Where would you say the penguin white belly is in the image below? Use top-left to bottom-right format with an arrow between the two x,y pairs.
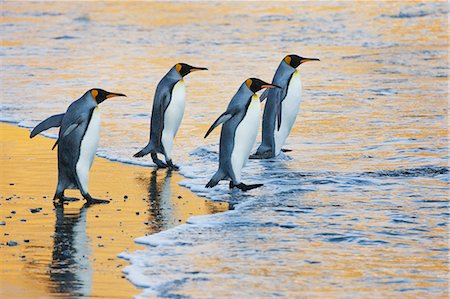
162,80 -> 185,160
76,107 -> 100,193
274,71 -> 302,155
231,95 -> 260,183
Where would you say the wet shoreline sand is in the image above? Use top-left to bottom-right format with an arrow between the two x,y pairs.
0,123 -> 229,298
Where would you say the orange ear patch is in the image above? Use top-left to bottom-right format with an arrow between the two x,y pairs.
91,89 -> 98,99
284,56 -> 291,65
176,64 -> 182,73
246,78 -> 253,88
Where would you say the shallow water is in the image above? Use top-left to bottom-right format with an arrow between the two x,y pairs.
1,1 -> 449,298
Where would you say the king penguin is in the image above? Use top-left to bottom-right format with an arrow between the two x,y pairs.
30,89 -> 126,204
134,63 -> 207,169
204,78 -> 280,191
251,54 -> 319,159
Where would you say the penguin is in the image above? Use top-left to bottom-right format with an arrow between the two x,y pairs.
251,54 -> 319,159
30,89 -> 126,204
134,63 -> 207,169
204,78 -> 280,191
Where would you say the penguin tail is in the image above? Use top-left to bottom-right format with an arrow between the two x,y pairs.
133,143 -> 154,158
205,170 -> 226,188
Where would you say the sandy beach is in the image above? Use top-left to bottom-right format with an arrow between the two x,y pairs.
0,123 -> 229,298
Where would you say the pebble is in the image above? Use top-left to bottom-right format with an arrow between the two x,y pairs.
0,221 -> 5,226
30,208 -> 42,213
7,240 -> 18,246
124,195 -> 128,199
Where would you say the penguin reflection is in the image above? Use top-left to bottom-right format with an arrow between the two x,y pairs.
144,170 -> 232,229
146,169 -> 174,232
48,204 -> 92,297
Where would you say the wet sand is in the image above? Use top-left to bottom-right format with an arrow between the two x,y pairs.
0,123 -> 229,298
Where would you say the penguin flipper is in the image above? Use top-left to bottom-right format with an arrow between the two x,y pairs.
259,89 -> 269,102
204,111 -> 234,138
151,89 -> 171,150
52,114 -> 87,150
276,102 -> 282,131
30,113 -> 65,138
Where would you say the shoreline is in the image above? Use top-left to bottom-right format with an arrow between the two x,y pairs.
0,123 -> 229,298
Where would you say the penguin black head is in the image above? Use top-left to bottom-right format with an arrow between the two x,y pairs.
245,78 -> 281,93
175,63 -> 208,77
284,54 -> 320,68
90,88 -> 126,104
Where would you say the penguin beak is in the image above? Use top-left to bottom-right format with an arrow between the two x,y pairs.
261,84 -> 281,89
106,92 -> 127,99
189,67 -> 208,72
300,57 -> 320,64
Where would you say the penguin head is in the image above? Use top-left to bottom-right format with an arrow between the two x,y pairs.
90,89 -> 126,104
175,63 -> 208,77
284,54 -> 320,68
245,78 -> 281,93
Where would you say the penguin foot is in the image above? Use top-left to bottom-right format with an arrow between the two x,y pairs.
151,153 -> 168,168
53,193 -> 80,202
249,151 -> 274,159
229,181 -> 264,191
86,198 -> 110,205
281,148 -> 293,153
166,160 -> 179,170
83,193 -> 109,205
155,162 -> 168,169
249,154 -> 260,159
61,196 -> 81,202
